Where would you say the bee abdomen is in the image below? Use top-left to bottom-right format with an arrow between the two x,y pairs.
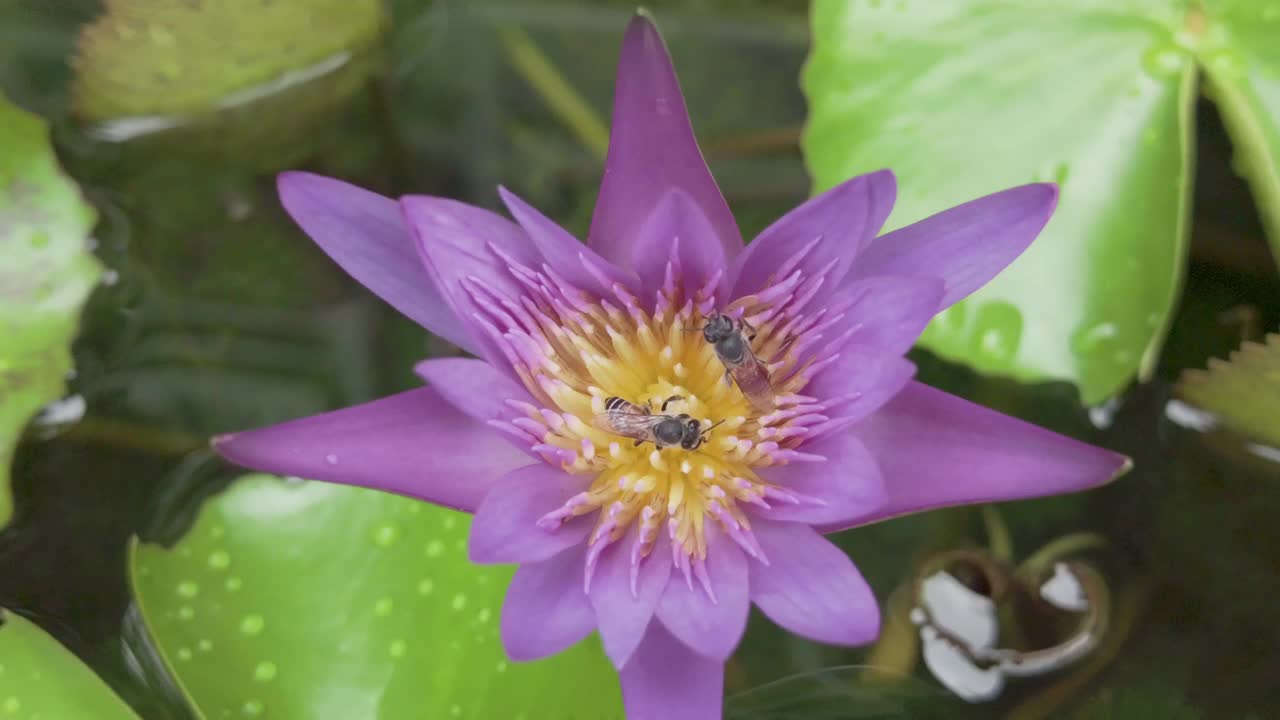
604,396 -> 631,412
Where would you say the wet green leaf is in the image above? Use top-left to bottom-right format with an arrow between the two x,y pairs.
0,94 -> 101,527
72,0 -> 387,170
73,0 -> 384,119
1176,333 -> 1280,447
0,609 -> 140,719
1199,0 -> 1280,271
131,473 -> 622,719
803,0 -> 1195,404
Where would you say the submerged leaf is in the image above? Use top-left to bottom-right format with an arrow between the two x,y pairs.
803,0 -> 1195,404
1175,333 -> 1280,448
0,94 -> 101,527
73,0 -> 384,119
131,473 -> 622,719
72,0 -> 387,169
0,609 -> 140,719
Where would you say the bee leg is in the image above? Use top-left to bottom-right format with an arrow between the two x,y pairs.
740,317 -> 759,342
661,395 -> 684,412
723,369 -> 734,387
633,438 -> 645,447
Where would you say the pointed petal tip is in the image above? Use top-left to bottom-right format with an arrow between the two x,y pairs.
867,167 -> 897,186
1110,454 -> 1134,482
631,7 -> 659,30
1022,181 -> 1059,213
275,169 -> 314,193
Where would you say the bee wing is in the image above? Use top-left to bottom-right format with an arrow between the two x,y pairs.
728,353 -> 776,411
593,411 -> 658,442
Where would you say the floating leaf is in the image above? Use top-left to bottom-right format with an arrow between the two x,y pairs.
72,0 -> 387,169
1199,0 -> 1280,271
803,0 -> 1195,404
1175,333 -> 1280,448
0,609 -> 140,719
131,473 -> 622,719
0,94 -> 101,527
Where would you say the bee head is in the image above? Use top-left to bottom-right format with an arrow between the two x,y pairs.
702,313 -> 735,344
679,417 -> 705,450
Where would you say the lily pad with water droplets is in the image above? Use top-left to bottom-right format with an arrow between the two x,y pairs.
72,0 -> 386,169
0,609 -> 140,719
1176,333 -> 1280,448
0,95 -> 101,527
130,473 -> 623,719
1199,0 -> 1280,272
803,0 -> 1196,404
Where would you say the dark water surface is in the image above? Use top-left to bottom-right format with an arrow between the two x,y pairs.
2,2 -> 1279,718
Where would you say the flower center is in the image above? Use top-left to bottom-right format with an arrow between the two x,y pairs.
472,247 -> 838,595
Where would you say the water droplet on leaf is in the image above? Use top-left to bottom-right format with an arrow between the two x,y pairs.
254,662 -> 277,682
371,522 -> 400,547
240,614 -> 265,637
1141,45 -> 1189,78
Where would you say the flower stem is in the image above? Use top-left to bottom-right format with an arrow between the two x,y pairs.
496,24 -> 610,161
981,504 -> 1014,564
1017,532 -> 1108,580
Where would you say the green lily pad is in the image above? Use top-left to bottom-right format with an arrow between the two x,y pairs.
1199,0 -> 1280,271
131,473 -> 622,719
71,0 -> 386,170
73,0 -> 384,120
803,0 -> 1195,404
0,609 -> 140,719
1176,333 -> 1280,448
0,95 -> 101,527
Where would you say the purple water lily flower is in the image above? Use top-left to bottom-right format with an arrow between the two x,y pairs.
213,13 -> 1129,719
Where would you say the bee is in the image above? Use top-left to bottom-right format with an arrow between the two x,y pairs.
701,313 -> 775,411
595,395 -> 721,450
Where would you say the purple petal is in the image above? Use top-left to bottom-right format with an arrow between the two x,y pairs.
753,433 -> 886,526
731,170 -> 896,297
212,388 -> 528,513
801,344 -> 916,438
835,275 -> 944,355
749,520 -> 880,646
400,195 -> 541,369
469,464 -> 591,565
498,186 -> 639,298
619,623 -> 724,720
414,357 -> 535,423
630,189 -> 728,299
589,14 -> 741,270
847,184 -> 1058,309
500,545 -> 596,661
655,525 -> 748,661
588,528 -> 673,668
828,381 -> 1131,532
277,172 -> 475,352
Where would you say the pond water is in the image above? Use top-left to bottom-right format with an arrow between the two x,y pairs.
2,2 -> 1279,719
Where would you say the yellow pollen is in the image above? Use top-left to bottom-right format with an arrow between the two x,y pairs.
518,296 -> 813,562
